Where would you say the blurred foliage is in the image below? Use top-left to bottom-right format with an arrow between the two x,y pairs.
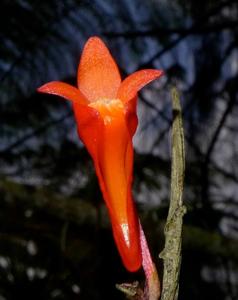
1,0 -> 238,299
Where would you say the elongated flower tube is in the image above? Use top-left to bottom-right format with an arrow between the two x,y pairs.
38,37 -> 163,272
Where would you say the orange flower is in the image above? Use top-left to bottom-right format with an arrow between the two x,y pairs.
38,37 -> 163,272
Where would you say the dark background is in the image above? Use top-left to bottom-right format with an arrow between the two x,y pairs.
1,0 -> 238,299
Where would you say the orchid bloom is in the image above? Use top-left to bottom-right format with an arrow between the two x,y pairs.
38,37 -> 163,272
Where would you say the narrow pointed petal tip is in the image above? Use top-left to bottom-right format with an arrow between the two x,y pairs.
77,36 -> 121,101
37,81 -> 88,105
117,69 -> 164,102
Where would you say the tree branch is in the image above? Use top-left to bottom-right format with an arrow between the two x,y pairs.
136,0 -> 237,69
104,20 -> 238,38
0,110 -> 72,154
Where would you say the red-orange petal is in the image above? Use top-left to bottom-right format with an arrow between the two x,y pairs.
125,96 -> 138,137
94,112 -> 141,271
37,81 -> 88,105
117,69 -> 163,103
77,37 -> 121,101
72,102 -> 102,159
73,101 -> 141,271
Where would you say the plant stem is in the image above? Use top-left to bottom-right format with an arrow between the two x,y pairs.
116,87 -> 185,300
159,87 -> 186,300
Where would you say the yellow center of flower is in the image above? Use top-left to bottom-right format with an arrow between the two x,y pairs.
89,98 -> 124,124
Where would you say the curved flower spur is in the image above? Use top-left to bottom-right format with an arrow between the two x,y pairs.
38,37 -> 163,272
